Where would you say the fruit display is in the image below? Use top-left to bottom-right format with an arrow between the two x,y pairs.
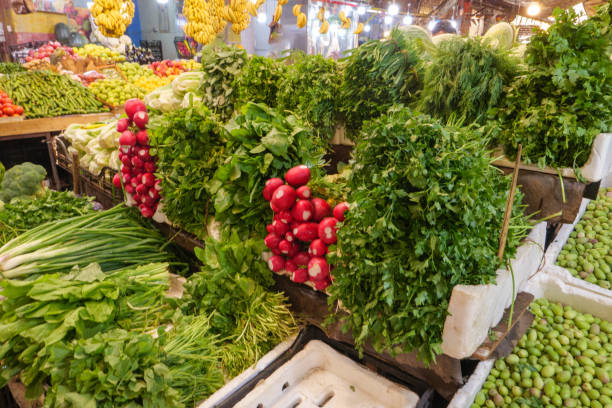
74,44 -> 125,62
91,0 -> 135,38
556,188 -> 612,289
133,75 -> 173,92
125,45 -> 158,64
150,60 -> 191,77
180,59 -> 201,71
76,71 -> 106,87
26,41 -> 75,62
183,0 -> 226,45
63,120 -> 121,175
117,62 -> 154,82
473,298 -> 612,408
0,71 -> 106,118
263,165 -> 345,291
89,78 -> 145,107
22,59 -> 54,71
0,89 -> 24,118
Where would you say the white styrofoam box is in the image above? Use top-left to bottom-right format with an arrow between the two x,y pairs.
226,340 -> 419,408
198,336 -> 296,408
544,198 -> 590,267
441,222 -> 546,359
448,271 -> 612,408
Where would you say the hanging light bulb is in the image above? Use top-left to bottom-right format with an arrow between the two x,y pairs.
257,11 -> 267,23
388,3 -> 399,15
384,15 -> 393,24
427,18 -> 437,31
364,24 -> 371,32
357,5 -> 366,15
527,2 -> 541,16
402,14 -> 413,25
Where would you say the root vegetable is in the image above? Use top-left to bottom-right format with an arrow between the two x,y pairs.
292,268 -> 308,283
263,178 -> 285,201
297,186 -> 312,199
136,130 -> 149,145
272,219 -> 289,236
293,252 -> 310,266
311,198 -> 331,221
268,255 -> 285,272
285,231 -> 295,242
292,200 -> 313,222
285,165 -> 311,186
308,257 -> 329,281
333,202 -> 349,221
112,173 -> 122,188
119,130 -> 136,146
309,239 -> 327,257
265,233 -> 282,250
277,210 -> 292,224
142,173 -> 155,187
133,110 -> 149,130
314,278 -> 330,290
271,185 -> 297,211
295,222 -> 319,242
285,259 -> 298,272
318,217 -> 338,244
124,98 -> 146,120
278,240 -> 293,255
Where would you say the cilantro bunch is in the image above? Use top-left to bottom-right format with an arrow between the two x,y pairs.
277,51 -> 341,140
328,107 -> 530,362
339,29 -> 422,139
235,55 -> 287,109
417,37 -> 518,124
495,4 -> 612,169
149,104 -> 225,238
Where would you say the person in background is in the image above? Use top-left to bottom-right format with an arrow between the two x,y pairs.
431,19 -> 457,36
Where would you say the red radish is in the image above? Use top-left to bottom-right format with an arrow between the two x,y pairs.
142,195 -> 156,207
136,130 -> 149,145
148,188 -> 160,200
314,279 -> 331,291
130,177 -> 140,188
116,117 -> 130,132
291,200 -> 313,222
119,130 -> 136,146
295,223 -> 319,242
125,185 -> 135,194
121,163 -> 131,174
133,192 -> 141,203
268,255 -> 285,272
122,174 -> 132,185
277,210 -> 292,224
138,147 -> 151,161
271,185 -> 297,211
131,156 -> 144,169
266,224 -> 274,234
263,178 -> 284,201
290,220 -> 301,233
133,111 -> 149,129
278,240 -> 292,256
144,162 -> 156,173
296,186 -> 311,200
318,217 -> 338,245
136,184 -> 148,194
265,233 -> 282,250
309,239 -> 327,257
142,173 -> 155,187
272,219 -> 289,236
293,252 -> 310,266
308,257 -> 330,281
285,260 -> 298,272
112,173 -> 122,188
284,231 -> 295,243
154,179 -> 162,191
311,198 -> 331,221
270,201 -> 282,213
124,99 -> 146,120
285,165 -> 311,186
287,242 -> 299,257
292,268 -> 308,283
140,206 -> 155,218
333,202 -> 349,221
271,247 -> 282,256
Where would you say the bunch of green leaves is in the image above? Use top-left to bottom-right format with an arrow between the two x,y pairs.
277,51 -> 341,140
338,29 -> 422,138
149,104 -> 225,238
0,190 -> 94,245
209,102 -> 325,235
198,43 -> 247,123
494,4 -> 612,170
0,62 -> 26,74
0,262 -> 175,398
328,107 -> 530,362
182,233 -> 296,377
417,37 -> 518,124
235,55 -> 287,108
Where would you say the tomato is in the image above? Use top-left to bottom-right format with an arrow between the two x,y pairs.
3,106 -> 14,115
14,106 -> 23,115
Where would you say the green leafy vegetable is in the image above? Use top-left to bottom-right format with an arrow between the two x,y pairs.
0,162 -> 46,203
235,54 -> 286,108
0,62 -> 26,74
328,107 -> 530,362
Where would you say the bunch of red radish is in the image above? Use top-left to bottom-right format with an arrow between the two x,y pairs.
264,165 -> 349,291
112,98 -> 161,218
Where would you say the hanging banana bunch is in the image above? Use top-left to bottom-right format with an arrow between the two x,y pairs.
183,0 -> 226,44
339,10 -> 351,29
91,0 -> 134,38
225,0 -> 250,34
316,6 -> 328,33
317,6 -> 325,22
272,0 -> 284,23
247,0 -> 264,16
293,4 -> 306,28
353,22 -> 364,34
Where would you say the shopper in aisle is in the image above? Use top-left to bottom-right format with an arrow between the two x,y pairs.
431,19 -> 457,36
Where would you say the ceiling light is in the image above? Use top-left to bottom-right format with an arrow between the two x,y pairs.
527,2 -> 541,16
402,14 -> 413,25
86,1 -> 93,8
384,15 -> 392,24
364,24 -> 371,32
383,30 -> 390,37
357,5 -> 366,15
257,12 -> 267,23
427,19 -> 437,31
388,3 -> 399,15
450,19 -> 457,28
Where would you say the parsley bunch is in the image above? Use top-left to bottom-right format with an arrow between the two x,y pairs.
235,54 -> 287,109
495,4 -> 612,169
328,107 -> 530,362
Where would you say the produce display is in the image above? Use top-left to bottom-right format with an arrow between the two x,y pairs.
144,70 -> 204,112
0,71 -> 106,118
496,5 -> 612,169
89,78 -> 145,107
473,298 -> 612,408
74,43 -> 126,62
182,0 -> 227,45
117,61 -> 154,82
0,62 -> 26,74
0,162 -> 46,203
133,74 -> 173,92
151,59 -> 195,77
63,120 -> 121,175
91,0 -> 135,38
125,44 -> 158,64
556,189 -> 612,289
25,41 -> 75,62
0,89 -> 24,118
235,54 -> 286,108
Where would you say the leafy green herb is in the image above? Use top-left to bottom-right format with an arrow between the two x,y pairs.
235,54 -> 286,108
0,62 -> 25,74
494,4 -> 612,169
277,51 -> 341,140
149,104 -> 225,238
417,37 -> 518,124
328,107 -> 530,362
339,29 -> 422,138
199,44 -> 247,123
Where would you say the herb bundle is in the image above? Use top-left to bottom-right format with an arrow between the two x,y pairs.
417,37 -> 518,124
495,4 -> 612,169
339,29 -> 422,138
328,107 -> 530,362
235,54 -> 286,108
277,51 -> 341,140
149,104 -> 225,237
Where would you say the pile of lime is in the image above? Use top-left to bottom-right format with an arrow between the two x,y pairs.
117,62 -> 154,83
472,298 -> 612,408
89,78 -> 144,107
557,188 -> 612,289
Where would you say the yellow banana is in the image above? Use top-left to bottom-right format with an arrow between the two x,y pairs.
353,22 -> 363,34
297,12 -> 306,28
339,10 -> 347,23
273,3 -> 282,22
317,6 -> 325,22
341,17 -> 351,29
278,0 -> 287,5
319,20 -> 329,33
292,4 -> 301,16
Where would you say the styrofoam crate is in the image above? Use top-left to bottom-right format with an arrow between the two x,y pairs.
226,340 -> 420,408
441,222 -> 547,359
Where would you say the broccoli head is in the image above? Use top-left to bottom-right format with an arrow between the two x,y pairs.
0,162 -> 46,202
